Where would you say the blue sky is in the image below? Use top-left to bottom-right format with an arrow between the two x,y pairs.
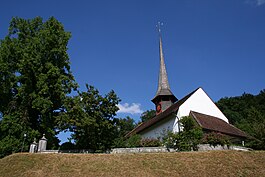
1,0 -> 265,143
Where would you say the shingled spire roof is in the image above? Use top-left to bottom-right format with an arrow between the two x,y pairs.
152,23 -> 177,103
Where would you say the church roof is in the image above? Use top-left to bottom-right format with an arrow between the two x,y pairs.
126,88 -> 200,137
126,87 -> 248,138
152,26 -> 177,103
190,111 -> 248,138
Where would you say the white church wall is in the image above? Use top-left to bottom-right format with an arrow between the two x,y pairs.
172,115 -> 181,133
178,88 -> 229,123
140,114 -> 177,139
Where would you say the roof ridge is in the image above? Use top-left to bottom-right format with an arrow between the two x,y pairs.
190,110 -> 226,122
126,87 -> 200,137
190,111 -> 248,138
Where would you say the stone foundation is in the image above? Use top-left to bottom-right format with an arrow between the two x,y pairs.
111,145 -> 251,154
111,147 -> 175,154
197,144 -> 251,151
39,150 -> 59,153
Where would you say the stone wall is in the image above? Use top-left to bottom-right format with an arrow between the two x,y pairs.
197,144 -> 251,151
111,145 -> 251,154
111,147 -> 175,154
39,150 -> 59,153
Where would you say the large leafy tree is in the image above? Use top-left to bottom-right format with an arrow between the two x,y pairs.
61,84 -> 120,151
0,17 -> 77,157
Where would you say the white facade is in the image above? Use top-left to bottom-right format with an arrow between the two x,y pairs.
177,88 -> 228,123
140,88 -> 229,139
140,114 -> 177,139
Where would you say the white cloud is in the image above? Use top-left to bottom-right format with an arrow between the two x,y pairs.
117,103 -> 143,115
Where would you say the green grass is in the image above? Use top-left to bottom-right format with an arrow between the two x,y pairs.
0,151 -> 264,177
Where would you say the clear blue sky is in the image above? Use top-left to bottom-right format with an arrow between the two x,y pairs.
1,0 -> 265,143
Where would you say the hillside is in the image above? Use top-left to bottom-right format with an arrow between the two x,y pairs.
0,151 -> 264,177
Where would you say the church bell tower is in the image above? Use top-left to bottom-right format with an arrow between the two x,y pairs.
152,23 -> 177,115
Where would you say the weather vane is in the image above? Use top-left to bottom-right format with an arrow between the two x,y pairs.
156,22 -> 164,33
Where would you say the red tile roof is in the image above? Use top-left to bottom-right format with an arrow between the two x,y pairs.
190,111 -> 248,138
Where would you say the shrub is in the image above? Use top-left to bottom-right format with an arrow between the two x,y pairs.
125,134 -> 142,148
201,132 -> 230,147
140,138 -> 161,147
162,131 -> 178,149
162,116 -> 203,151
60,142 -> 76,150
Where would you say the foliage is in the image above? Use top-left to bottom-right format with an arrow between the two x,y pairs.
0,16 -> 77,157
112,116 -> 136,148
216,90 -> 265,149
0,16 -> 142,157
0,115 -> 39,158
60,142 -> 76,150
236,107 -> 265,149
162,116 -> 203,151
140,138 -> 162,147
162,131 -> 179,149
60,84 -> 120,152
0,136 -> 21,158
201,132 -> 230,147
140,109 -> 156,123
124,134 -> 142,148
116,116 -> 136,137
118,134 -> 161,148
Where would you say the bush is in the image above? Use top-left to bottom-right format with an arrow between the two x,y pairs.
60,142 -> 76,150
125,134 -> 142,148
201,132 -> 230,147
112,137 -> 126,148
162,129 -> 203,151
113,135 -> 162,148
140,138 -> 161,147
246,139 -> 264,150
162,116 -> 203,151
162,131 -> 178,149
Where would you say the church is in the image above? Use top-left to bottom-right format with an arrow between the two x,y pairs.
126,28 -> 248,143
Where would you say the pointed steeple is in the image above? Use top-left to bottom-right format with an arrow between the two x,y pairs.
152,23 -> 177,114
156,26 -> 172,96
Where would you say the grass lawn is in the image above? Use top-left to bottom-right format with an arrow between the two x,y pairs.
0,150 -> 264,177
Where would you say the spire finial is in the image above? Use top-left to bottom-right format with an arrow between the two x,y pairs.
156,22 -> 163,34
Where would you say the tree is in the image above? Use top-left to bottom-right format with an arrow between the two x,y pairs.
116,116 -> 136,137
0,16 -> 77,157
236,107 -> 265,149
216,90 -> 265,149
140,109 -> 156,123
62,84 -> 120,151
162,116 -> 203,151
112,116 -> 136,148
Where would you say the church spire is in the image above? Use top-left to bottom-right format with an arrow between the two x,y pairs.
152,22 -> 177,114
157,22 -> 171,95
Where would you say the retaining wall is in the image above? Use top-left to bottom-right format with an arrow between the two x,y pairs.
111,147 -> 175,154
